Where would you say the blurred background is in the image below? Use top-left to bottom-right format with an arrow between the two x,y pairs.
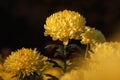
0,0 -> 120,56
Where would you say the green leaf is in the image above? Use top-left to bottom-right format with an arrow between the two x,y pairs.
54,52 -> 64,57
68,44 -> 81,51
45,44 -> 58,49
47,60 -> 63,70
56,45 -> 64,54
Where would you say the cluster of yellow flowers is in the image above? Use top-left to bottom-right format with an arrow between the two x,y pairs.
44,10 -> 105,45
3,48 -> 52,78
44,10 -> 86,45
61,42 -> 120,80
89,42 -> 120,61
0,72 -> 18,80
1,9 -> 119,80
80,26 -> 106,44
0,64 -> 18,80
82,42 -> 120,80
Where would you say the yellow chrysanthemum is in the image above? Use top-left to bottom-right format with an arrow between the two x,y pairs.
89,42 -> 120,61
44,10 -> 86,45
43,67 -> 64,80
0,64 -> 18,80
61,42 -> 120,80
81,26 -> 106,44
4,48 -> 51,78
0,72 -> 18,80
82,42 -> 120,80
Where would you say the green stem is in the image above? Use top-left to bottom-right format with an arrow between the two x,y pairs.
85,44 -> 89,58
63,45 -> 67,72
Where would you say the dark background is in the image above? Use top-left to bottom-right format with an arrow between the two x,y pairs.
0,0 -> 120,53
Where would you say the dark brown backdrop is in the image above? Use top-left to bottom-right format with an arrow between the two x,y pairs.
0,0 -> 120,52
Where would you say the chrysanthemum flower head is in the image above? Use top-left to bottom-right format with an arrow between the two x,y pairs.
81,26 -> 106,45
82,42 -> 120,80
44,10 -> 86,45
0,64 -> 18,80
3,48 -> 51,78
89,42 -> 120,61
61,42 -> 120,80
0,72 -> 19,80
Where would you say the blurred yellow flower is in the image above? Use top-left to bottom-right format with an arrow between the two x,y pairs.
60,70 -> 83,80
82,42 -> 120,80
89,42 -> 120,61
4,48 -> 51,78
0,72 -> 18,80
81,26 -> 106,44
43,67 -> 64,80
44,10 -> 86,45
0,64 -> 18,80
61,42 -> 120,80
